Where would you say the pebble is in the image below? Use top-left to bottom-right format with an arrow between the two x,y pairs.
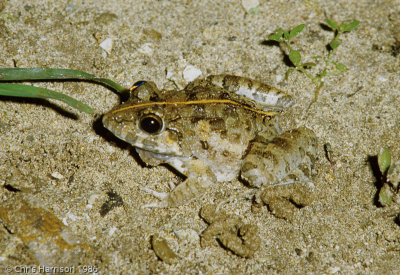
109,226 -> 118,236
173,228 -> 200,244
99,38 -> 113,54
241,0 -> 259,11
183,65 -> 202,82
151,233 -> 179,264
137,43 -> 153,55
51,171 -> 64,180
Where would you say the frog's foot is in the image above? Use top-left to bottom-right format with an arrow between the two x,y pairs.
141,178 -> 213,208
257,179 -> 315,220
266,165 -> 315,189
216,189 -> 257,211
141,159 -> 216,207
240,127 -> 317,188
218,223 -> 261,258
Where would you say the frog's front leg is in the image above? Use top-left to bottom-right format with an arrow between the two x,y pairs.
142,158 -> 216,207
240,127 -> 317,188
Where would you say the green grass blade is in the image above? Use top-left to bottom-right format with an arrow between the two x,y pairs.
0,68 -> 128,94
0,83 -> 93,114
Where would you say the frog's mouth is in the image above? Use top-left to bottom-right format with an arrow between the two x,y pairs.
135,147 -> 174,161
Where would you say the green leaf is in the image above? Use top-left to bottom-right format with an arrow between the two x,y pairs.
268,33 -> 283,42
289,50 -> 301,66
329,38 -> 341,50
0,83 -> 93,114
378,147 -> 391,175
0,68 -> 128,94
334,62 -> 347,72
275,29 -> 284,37
325,19 -> 338,30
339,22 -> 346,32
283,31 -> 290,40
342,20 -> 360,32
378,183 -> 393,206
288,24 -> 305,38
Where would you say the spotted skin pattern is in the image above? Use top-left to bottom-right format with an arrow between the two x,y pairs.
102,75 -> 317,207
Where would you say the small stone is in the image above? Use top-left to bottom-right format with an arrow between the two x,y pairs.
151,233 -> 179,264
64,3 -> 77,14
166,67 -> 176,80
137,43 -> 153,55
94,12 -> 118,25
99,38 -> 113,54
173,228 -> 199,244
88,193 -> 101,205
326,266 -> 341,274
183,65 -> 202,82
108,226 -> 118,236
275,74 -> 283,83
241,0 -> 259,11
143,29 -> 162,40
51,171 -> 64,180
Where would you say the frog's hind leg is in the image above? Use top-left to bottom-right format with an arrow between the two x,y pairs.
256,178 -> 315,220
142,158 -> 216,207
206,75 -> 294,110
240,127 -> 317,188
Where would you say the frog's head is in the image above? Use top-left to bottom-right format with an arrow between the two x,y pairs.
102,81 -> 183,157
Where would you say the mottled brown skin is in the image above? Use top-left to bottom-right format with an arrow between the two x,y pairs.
102,75 -> 317,207
103,78 -> 275,158
200,204 -> 261,258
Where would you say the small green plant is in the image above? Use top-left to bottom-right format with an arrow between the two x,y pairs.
268,19 -> 360,109
377,147 -> 399,207
0,68 -> 129,114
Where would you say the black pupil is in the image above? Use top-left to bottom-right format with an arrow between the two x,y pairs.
140,116 -> 161,134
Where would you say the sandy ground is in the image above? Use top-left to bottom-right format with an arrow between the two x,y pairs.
1,0 -> 400,274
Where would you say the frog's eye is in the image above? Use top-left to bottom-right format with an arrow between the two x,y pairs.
139,114 -> 164,134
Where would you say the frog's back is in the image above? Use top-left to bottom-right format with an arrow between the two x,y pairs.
182,78 -> 273,113
156,80 -> 278,182
160,79 -> 276,141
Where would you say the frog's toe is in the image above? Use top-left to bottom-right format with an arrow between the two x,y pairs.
140,186 -> 178,208
140,186 -> 171,207
143,201 -> 169,208
140,186 -> 169,200
240,166 -> 271,188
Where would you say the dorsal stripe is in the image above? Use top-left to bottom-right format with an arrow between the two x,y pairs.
111,99 -> 277,117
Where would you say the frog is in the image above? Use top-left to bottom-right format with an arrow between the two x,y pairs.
102,75 -> 317,207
